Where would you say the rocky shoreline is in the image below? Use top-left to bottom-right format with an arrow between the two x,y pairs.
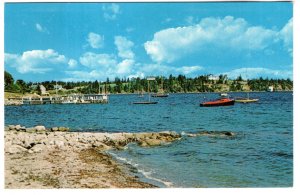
4,125 -> 181,188
5,124 -> 236,188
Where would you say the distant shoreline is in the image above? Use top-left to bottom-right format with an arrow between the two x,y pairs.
108,90 -> 293,95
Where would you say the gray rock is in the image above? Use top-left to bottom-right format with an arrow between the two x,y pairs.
54,140 -> 64,147
138,139 -> 162,147
170,131 -> 180,138
115,145 -> 125,150
145,139 -> 162,146
187,133 -> 197,137
138,141 -> 148,147
134,134 -> 146,141
51,127 -> 58,131
8,125 -> 15,130
21,139 -> 36,149
26,128 -> 36,133
224,132 -> 235,136
58,127 -> 69,131
15,125 -> 21,131
35,125 -> 46,131
30,144 -> 45,153
94,143 -> 111,151
6,145 -> 27,154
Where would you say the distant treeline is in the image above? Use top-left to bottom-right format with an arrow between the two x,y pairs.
4,71 -> 293,95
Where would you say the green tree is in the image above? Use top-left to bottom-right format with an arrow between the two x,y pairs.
16,79 -> 28,94
4,71 -> 14,91
236,75 -> 243,81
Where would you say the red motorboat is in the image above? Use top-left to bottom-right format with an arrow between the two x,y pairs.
200,97 -> 235,107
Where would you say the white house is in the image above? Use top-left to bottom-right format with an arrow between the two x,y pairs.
208,74 -> 219,81
54,84 -> 63,90
268,86 -> 274,92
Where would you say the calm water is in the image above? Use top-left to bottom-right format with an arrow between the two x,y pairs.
5,92 -> 293,187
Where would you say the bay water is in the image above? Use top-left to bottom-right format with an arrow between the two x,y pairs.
5,92 -> 293,187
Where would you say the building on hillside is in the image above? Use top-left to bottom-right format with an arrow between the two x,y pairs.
30,84 -> 38,90
39,85 -> 49,96
54,84 -> 63,90
208,74 -> 219,81
268,86 -> 274,92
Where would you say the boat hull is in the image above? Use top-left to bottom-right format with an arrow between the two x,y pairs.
133,101 -> 158,104
151,94 -> 169,97
200,99 -> 235,107
235,99 -> 259,103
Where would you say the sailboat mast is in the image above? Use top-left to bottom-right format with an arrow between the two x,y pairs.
98,81 -> 100,95
147,77 -> 155,102
55,81 -> 58,100
148,80 -> 150,102
161,76 -> 164,93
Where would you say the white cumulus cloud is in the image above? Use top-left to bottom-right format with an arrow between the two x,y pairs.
5,49 -> 67,74
75,52 -> 138,80
102,3 -> 120,21
279,18 -> 293,55
176,66 -> 203,75
117,59 -> 135,74
68,59 -> 78,68
79,52 -> 117,69
87,32 -> 104,49
114,36 -> 135,59
144,16 -> 286,63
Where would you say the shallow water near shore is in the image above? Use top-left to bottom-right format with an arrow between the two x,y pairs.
5,92 -> 293,187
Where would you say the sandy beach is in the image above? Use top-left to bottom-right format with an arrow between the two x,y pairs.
4,128 -> 181,188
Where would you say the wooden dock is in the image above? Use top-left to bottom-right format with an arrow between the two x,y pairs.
5,94 -> 109,105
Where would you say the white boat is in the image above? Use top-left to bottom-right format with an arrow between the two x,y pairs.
235,92 -> 259,103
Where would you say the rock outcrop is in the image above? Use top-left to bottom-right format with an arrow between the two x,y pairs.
5,124 -> 70,133
186,130 -> 236,137
4,129 -> 182,155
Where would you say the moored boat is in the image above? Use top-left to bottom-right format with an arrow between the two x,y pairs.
133,101 -> 158,104
200,92 -> 235,107
235,92 -> 259,103
151,93 -> 169,97
200,97 -> 235,107
133,77 -> 158,105
235,98 -> 259,103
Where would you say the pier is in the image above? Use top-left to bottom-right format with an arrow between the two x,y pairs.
5,94 -> 109,105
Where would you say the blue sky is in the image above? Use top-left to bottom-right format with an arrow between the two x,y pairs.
4,2 -> 293,82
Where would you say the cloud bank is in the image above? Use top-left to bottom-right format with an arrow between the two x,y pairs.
5,49 -> 67,74
144,16 -> 293,63
222,67 -> 292,80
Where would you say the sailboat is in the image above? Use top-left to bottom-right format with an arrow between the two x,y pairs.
151,77 -> 169,97
235,71 -> 259,103
133,77 -> 158,104
137,88 -> 145,98
235,92 -> 259,103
